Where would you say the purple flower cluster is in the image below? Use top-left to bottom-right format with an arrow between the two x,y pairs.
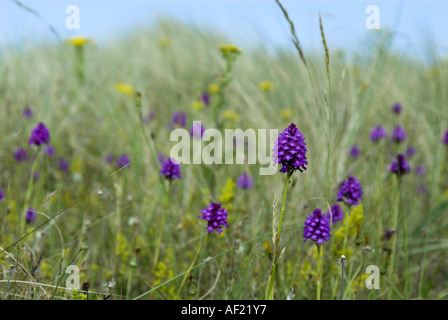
157,153 -> 167,163
391,125 -> 406,143
44,145 -> 55,156
443,130 -> 448,145
160,158 -> 182,180
201,92 -> 210,106
29,122 -> 50,146
349,145 -> 360,158
25,207 -> 37,225
14,148 -> 28,162
390,154 -> 410,177
23,106 -> 34,118
303,209 -> 331,245
197,202 -> 229,234
59,158 -> 69,172
0,189 -> 4,201
189,122 -> 205,139
273,123 -> 308,174
326,204 -> 344,223
172,112 -> 187,128
237,171 -> 253,189
415,165 -> 426,176
383,229 -> 395,241
370,125 -> 387,142
116,154 -> 130,168
392,103 -> 402,114
105,153 -> 115,164
406,146 -> 417,158
337,176 -> 364,206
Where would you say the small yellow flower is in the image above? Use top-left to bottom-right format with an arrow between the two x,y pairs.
116,232 -> 130,263
282,109 -> 293,119
443,188 -> 448,200
115,82 -> 134,97
91,264 -> 100,271
219,178 -> 235,211
361,81 -> 369,89
219,44 -> 242,58
191,100 -> 204,110
428,67 -> 439,78
208,83 -> 220,94
258,81 -> 274,92
72,289 -> 88,300
222,110 -> 241,122
6,200 -> 17,223
40,261 -> 52,278
263,241 -> 273,255
331,203 -> 364,258
66,36 -> 93,48
158,37 -> 170,48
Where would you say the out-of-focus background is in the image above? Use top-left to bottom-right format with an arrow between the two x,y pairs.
1,0 -> 447,60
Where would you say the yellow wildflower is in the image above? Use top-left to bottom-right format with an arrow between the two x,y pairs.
352,273 -> 370,291
6,200 -> 17,224
219,178 -> 235,212
282,109 -> 293,119
158,37 -> 170,48
208,83 -> 220,94
331,203 -> 364,258
115,82 -> 134,97
72,289 -> 88,300
443,188 -> 448,200
66,36 -> 92,48
222,110 -> 241,122
153,260 -> 176,296
219,44 -> 242,58
258,81 -> 274,92
115,232 -> 130,263
300,260 -> 318,278
191,100 -> 204,110
428,67 -> 439,78
263,241 -> 273,255
154,261 -> 168,282
40,261 -> 52,279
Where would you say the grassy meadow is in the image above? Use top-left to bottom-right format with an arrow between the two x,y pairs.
1,8 -> 448,301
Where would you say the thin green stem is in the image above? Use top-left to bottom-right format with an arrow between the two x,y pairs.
265,171 -> 292,299
340,261 -> 345,300
75,46 -> 85,84
153,182 -> 171,270
135,92 -> 166,197
388,177 -> 401,299
175,234 -> 208,299
276,171 -> 292,241
126,256 -> 137,300
316,244 -> 323,300
51,248 -> 85,300
401,181 -> 409,298
20,148 -> 39,236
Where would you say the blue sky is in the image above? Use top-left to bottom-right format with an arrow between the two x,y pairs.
1,0 -> 447,60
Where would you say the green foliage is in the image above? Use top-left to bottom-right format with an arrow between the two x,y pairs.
0,17 -> 447,300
